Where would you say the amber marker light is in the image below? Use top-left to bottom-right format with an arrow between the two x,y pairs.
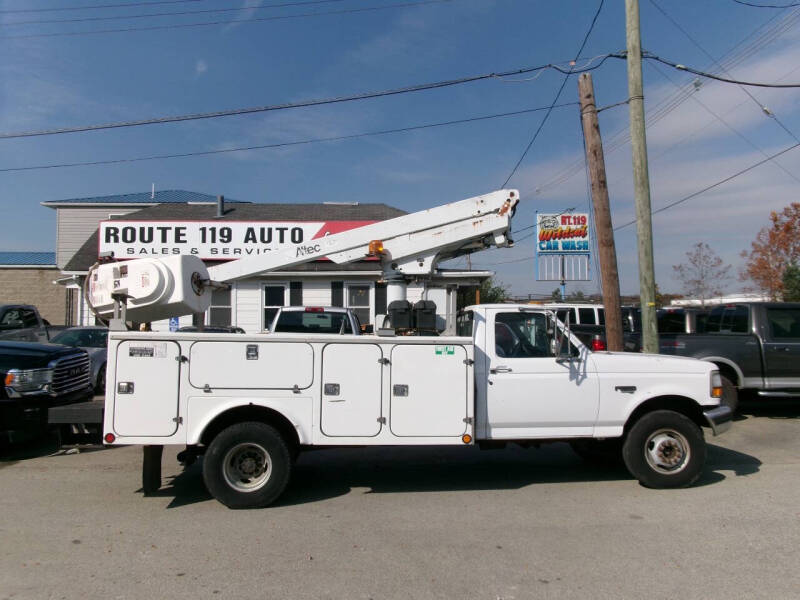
4,373 -> 14,386
368,240 -> 385,256
462,434 -> 472,444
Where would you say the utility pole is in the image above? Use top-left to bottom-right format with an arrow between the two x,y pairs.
625,0 -> 659,353
578,73 -> 623,351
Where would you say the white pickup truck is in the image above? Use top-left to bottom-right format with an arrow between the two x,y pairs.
103,303 -> 732,508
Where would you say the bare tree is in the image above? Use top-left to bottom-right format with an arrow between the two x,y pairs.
673,243 -> 731,306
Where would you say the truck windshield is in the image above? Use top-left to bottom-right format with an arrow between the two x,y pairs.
273,311 -> 350,334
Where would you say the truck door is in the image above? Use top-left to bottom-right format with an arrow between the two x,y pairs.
762,306 -> 800,388
484,309 -> 599,438
112,340 -> 181,437
321,343 -> 383,437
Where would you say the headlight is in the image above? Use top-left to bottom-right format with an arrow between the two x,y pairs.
4,368 -> 54,393
710,371 -> 723,399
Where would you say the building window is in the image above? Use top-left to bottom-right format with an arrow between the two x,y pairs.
264,284 -> 287,330
346,283 -> 371,326
209,288 -> 232,326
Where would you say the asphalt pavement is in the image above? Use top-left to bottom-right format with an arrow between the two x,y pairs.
1,402 -> 798,600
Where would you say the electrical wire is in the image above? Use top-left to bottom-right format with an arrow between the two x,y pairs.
2,0 -> 347,27
613,141 -> 800,231
531,7 -> 800,197
647,60 -> 800,184
643,52 -> 800,87
648,0 -> 800,144
0,0 -> 203,14
1,0 -> 455,39
0,103 -> 578,173
0,56 -> 617,140
731,0 -> 800,7
500,0 -> 605,188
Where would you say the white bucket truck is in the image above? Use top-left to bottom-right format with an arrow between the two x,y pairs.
90,190 -> 732,508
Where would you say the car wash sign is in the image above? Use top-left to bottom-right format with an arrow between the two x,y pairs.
99,220 -> 374,260
536,213 -> 590,254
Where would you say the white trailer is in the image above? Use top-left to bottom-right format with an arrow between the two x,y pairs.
92,190 -> 732,508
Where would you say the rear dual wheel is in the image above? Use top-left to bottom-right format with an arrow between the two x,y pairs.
203,422 -> 292,509
622,410 -> 706,489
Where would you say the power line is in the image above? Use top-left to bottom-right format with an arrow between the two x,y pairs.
500,0 -> 604,187
531,7 -> 800,197
644,52 -> 800,87
0,103 -> 578,173
0,0 -> 203,14
1,0 -> 455,39
0,55 -> 617,140
731,0 -> 800,7
646,59 -> 800,185
2,0 -> 347,27
614,141 -> 800,231
648,0 -> 800,144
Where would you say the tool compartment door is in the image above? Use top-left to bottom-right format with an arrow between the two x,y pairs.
390,344 -> 468,437
321,343 -> 382,437
113,340 -> 181,437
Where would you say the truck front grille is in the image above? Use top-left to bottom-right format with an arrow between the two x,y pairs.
52,353 -> 91,395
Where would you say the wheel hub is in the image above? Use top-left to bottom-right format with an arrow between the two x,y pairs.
644,430 -> 690,474
223,443 -> 272,492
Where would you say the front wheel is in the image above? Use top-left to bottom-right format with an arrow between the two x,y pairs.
203,421 -> 292,509
622,410 -> 706,489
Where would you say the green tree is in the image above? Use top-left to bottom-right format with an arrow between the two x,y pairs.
783,264 -> 800,301
457,277 -> 509,309
550,288 -> 562,302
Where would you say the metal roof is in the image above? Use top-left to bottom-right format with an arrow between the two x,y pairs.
0,252 -> 56,266
41,190 -> 249,206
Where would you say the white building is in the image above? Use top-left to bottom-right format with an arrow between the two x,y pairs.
44,190 -> 491,331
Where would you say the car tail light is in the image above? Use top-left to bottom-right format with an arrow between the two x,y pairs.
305,307 -> 324,313
591,335 -> 607,351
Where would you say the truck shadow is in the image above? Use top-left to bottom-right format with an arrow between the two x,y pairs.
154,442 -> 762,509
738,399 -> 800,420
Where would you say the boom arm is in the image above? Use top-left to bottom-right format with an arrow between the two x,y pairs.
87,189 -> 519,322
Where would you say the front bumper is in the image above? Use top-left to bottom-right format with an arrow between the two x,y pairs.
1,385 -> 94,431
703,405 -> 733,436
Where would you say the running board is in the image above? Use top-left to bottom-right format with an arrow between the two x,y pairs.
756,390 -> 800,398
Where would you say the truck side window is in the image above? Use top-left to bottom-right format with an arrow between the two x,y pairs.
456,311 -> 474,337
578,308 -> 595,325
720,306 -> 749,333
767,308 -> 800,339
706,307 -> 724,333
494,313 -> 551,358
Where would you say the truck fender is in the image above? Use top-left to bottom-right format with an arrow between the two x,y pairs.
694,356 -> 743,388
186,397 -> 311,447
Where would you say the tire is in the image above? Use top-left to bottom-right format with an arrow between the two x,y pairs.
569,438 -> 623,465
720,375 -> 739,414
622,410 -> 706,489
202,421 -> 292,509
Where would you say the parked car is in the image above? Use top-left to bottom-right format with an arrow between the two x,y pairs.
0,304 -> 67,343
1,341 -> 94,433
49,327 -> 109,393
177,326 -> 246,334
658,302 -> 800,412
269,306 -> 362,335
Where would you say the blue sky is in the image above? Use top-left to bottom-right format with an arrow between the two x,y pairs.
2,0 -> 800,296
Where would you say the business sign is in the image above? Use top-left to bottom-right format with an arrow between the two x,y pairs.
536,213 -> 590,254
98,220 -> 375,260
